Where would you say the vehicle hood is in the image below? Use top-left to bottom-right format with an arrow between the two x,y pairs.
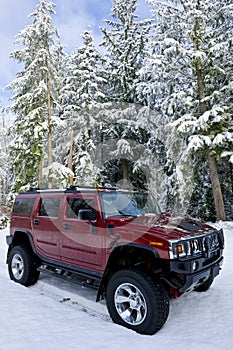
106,214 -> 215,242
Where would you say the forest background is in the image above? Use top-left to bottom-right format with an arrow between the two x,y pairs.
0,0 -> 232,223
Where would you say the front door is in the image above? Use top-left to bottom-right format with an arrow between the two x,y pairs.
60,194 -> 104,271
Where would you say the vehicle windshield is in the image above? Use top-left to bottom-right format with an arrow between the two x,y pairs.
100,191 -> 161,219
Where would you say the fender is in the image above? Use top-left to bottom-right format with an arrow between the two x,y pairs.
6,229 -> 36,262
96,242 -> 160,301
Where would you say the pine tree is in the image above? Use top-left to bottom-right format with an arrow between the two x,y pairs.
99,0 -> 152,186
0,109 -> 10,207
101,0 -> 151,103
145,0 -> 233,220
60,31 -> 107,185
6,0 -> 63,191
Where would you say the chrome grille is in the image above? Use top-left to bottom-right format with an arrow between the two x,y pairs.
170,229 -> 224,260
203,233 -> 219,251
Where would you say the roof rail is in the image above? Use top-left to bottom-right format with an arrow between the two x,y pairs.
65,185 -> 80,193
96,186 -> 118,191
26,187 -> 41,192
65,184 -> 120,193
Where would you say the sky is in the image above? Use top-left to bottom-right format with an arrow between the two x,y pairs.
0,0 -> 151,108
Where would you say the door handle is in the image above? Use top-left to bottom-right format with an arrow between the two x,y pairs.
63,223 -> 71,230
33,219 -> 40,226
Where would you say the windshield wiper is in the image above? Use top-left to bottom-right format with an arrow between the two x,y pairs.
118,211 -> 138,217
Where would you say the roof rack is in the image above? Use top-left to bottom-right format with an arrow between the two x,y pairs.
24,184 -> 139,195
26,187 -> 41,193
64,184 -> 119,193
64,185 -> 80,193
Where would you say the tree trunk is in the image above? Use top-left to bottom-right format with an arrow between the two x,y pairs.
68,130 -> 74,186
122,159 -> 128,184
208,153 -> 226,221
46,33 -> 52,188
38,158 -> 43,188
47,76 -> 52,188
193,15 -> 226,221
1,177 -> 5,206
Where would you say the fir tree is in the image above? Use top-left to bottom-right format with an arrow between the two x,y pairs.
145,0 -> 233,220
6,0 -> 63,191
0,110 -> 10,207
101,0 -> 151,103
99,0 -> 153,186
61,31 -> 107,185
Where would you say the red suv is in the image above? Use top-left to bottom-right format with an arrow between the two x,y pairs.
6,186 -> 224,334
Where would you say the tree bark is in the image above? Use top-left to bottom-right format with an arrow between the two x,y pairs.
193,14 -> 226,221
208,153 -> 226,221
46,33 -> 52,188
1,177 -> 5,206
122,159 -> 128,183
196,60 -> 226,220
68,130 -> 74,186
38,158 -> 43,188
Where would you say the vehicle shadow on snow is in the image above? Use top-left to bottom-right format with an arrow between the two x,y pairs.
33,271 -> 226,337
32,272 -> 110,320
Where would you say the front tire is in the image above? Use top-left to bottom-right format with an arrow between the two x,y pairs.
106,268 -> 169,335
195,276 -> 214,292
8,245 -> 40,286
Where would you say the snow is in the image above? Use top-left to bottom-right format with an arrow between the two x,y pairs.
0,221 -> 233,350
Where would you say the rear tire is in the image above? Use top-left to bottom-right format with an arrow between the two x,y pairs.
106,268 -> 169,335
8,245 -> 40,286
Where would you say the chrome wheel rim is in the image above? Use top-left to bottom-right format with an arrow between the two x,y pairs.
114,283 -> 147,326
11,254 -> 24,280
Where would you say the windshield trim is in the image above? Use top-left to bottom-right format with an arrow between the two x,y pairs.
99,191 -> 161,220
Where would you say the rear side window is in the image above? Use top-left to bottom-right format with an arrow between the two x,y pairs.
39,198 -> 60,217
13,197 -> 35,214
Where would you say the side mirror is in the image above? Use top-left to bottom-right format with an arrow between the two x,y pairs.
78,209 -> 96,221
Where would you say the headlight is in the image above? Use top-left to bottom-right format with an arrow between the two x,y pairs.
169,240 -> 192,259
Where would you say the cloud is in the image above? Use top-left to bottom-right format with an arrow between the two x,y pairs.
54,0 -> 150,51
0,0 -> 150,107
0,0 -> 37,104
54,0 -> 112,50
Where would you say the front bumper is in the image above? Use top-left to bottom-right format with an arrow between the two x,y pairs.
178,257 -> 223,292
168,249 -> 224,292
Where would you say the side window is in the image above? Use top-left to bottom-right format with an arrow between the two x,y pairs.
39,198 -> 60,217
66,198 -> 96,220
13,197 -> 35,214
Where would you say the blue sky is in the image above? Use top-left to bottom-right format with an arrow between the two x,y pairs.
0,0 -> 150,108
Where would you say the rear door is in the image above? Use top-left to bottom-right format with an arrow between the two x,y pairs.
60,193 -> 105,270
32,194 -> 62,260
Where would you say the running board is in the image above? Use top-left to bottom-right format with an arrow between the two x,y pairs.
38,265 -> 100,291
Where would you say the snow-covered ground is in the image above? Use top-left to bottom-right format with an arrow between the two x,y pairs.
0,222 -> 232,350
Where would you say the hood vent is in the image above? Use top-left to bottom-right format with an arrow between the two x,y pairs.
177,221 -> 203,232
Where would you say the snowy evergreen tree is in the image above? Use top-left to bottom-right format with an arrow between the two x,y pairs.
0,110 -> 11,208
6,0 -> 64,191
60,31 -> 107,185
99,0 -> 154,186
101,0 -> 150,103
144,0 -> 233,220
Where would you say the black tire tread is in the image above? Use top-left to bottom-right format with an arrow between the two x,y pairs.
8,245 -> 40,287
195,276 -> 214,292
106,267 -> 169,335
